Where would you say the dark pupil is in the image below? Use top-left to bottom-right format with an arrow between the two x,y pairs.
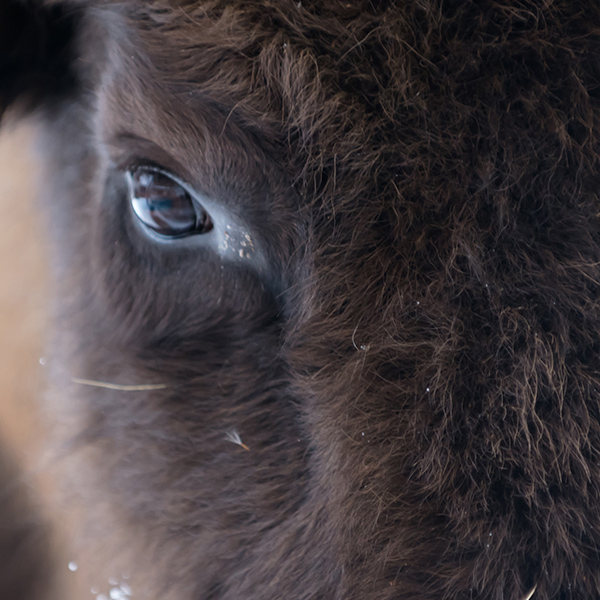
130,170 -> 206,236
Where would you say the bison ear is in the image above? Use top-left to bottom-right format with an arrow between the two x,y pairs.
0,0 -> 78,122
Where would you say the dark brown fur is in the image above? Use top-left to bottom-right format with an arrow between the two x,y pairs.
3,0 -> 600,598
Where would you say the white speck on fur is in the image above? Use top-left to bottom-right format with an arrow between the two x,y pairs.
93,578 -> 133,600
68,561 -> 78,572
225,428 -> 250,451
120,583 -> 132,596
522,585 -> 536,600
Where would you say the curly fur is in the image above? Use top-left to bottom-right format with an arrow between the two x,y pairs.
3,1 -> 600,598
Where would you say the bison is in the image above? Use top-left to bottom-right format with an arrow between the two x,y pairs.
2,1 -> 600,598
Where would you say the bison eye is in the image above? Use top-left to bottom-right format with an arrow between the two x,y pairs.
127,168 -> 212,237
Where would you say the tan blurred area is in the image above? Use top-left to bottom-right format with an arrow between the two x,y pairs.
0,123 -> 81,600
0,123 -> 48,471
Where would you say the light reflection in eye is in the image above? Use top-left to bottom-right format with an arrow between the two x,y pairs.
128,168 -> 212,237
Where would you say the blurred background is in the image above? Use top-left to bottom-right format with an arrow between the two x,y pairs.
0,123 -> 48,486
0,122 -> 81,600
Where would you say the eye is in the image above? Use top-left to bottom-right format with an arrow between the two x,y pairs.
127,168 -> 212,237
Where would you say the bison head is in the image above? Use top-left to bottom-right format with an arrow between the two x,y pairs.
3,1 -> 600,599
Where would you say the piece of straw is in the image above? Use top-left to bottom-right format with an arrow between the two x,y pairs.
71,378 -> 167,391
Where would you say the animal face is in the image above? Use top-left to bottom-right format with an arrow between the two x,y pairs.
4,1 -> 600,598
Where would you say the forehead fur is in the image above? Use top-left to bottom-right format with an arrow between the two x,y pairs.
94,0 -> 600,346
100,1 -> 429,201
101,0 -> 600,209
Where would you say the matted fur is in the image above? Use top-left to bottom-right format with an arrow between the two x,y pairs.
3,0 -> 600,598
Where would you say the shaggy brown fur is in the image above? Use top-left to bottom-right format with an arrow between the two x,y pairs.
3,0 -> 600,598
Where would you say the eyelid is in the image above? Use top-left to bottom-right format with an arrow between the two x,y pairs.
107,132 -> 199,191
124,160 -> 188,187
127,164 -> 197,199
